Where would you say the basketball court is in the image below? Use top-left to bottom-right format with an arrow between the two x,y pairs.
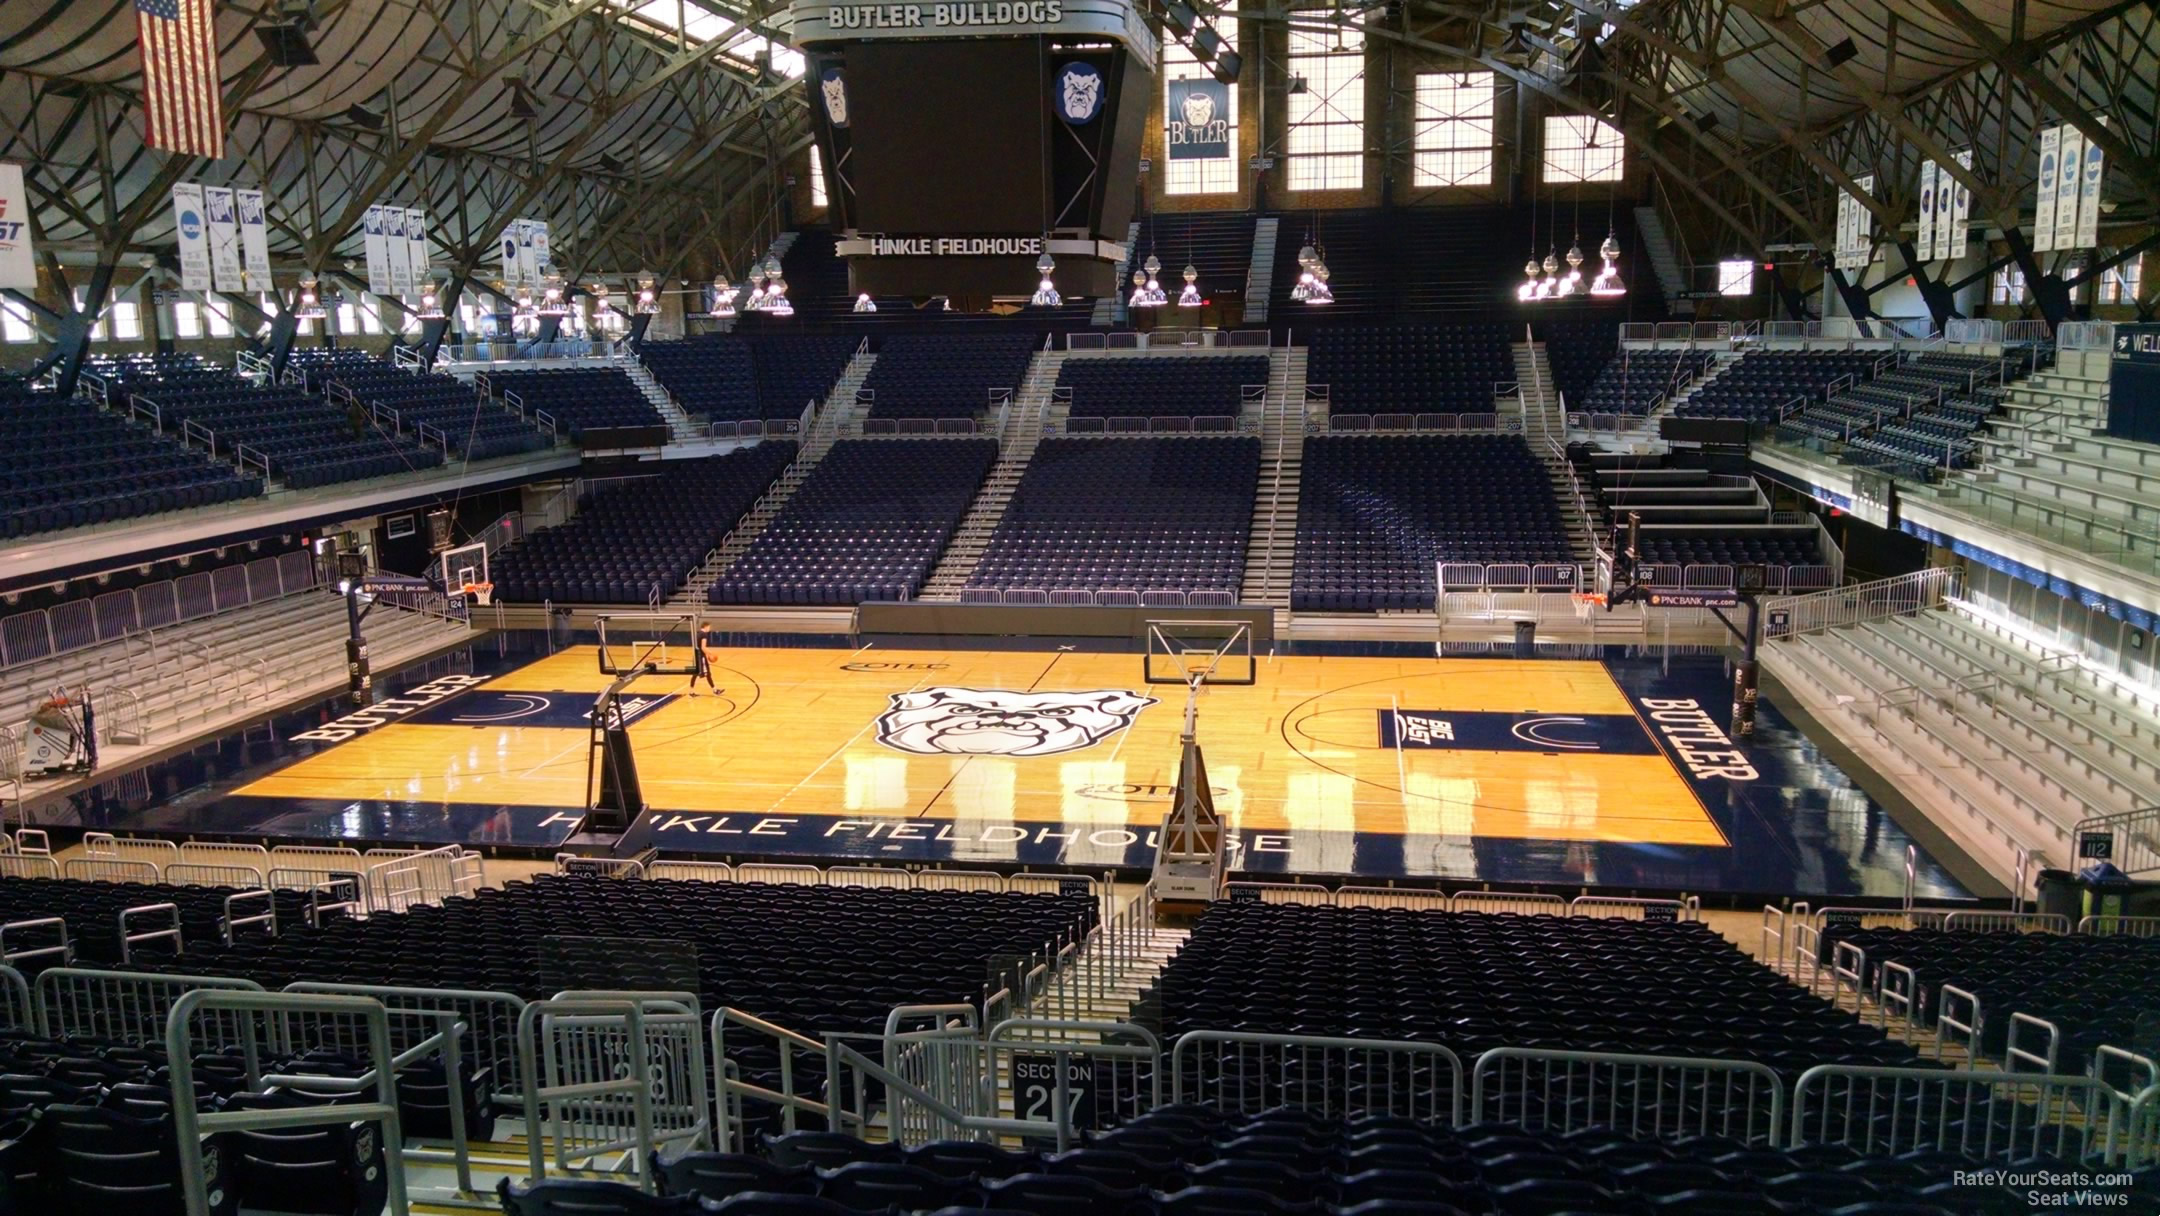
164,625 -> 1972,899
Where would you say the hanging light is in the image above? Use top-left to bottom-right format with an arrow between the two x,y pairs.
417,280 -> 445,319
853,292 -> 878,313
1556,241 -> 1585,298
1534,251 -> 1561,300
1517,257 -> 1541,302
295,278 -> 326,320
1305,262 -> 1333,304
1128,266 -> 1151,310
1177,263 -> 1202,308
1030,251 -> 1061,307
627,275 -> 655,315
1141,253 -> 1165,307
709,276 -> 737,317
743,268 -> 768,311
1590,232 -> 1627,297
762,256 -> 792,316
537,271 -> 569,317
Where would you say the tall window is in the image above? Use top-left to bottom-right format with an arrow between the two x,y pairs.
1286,26 -> 1364,191
1543,114 -> 1624,183
1718,259 -> 1754,297
810,145 -> 828,209
1991,266 -> 2028,305
2100,254 -> 2143,305
1164,28 -> 1240,196
172,300 -> 203,338
72,290 -> 109,341
204,298 -> 236,337
1413,72 -> 1494,188
109,300 -> 141,340
0,298 -> 33,343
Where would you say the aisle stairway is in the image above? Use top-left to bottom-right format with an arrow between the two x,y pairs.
920,349 -> 1067,599
618,358 -> 705,443
1237,346 -> 1306,607
674,349 -> 876,604
1241,217 -> 1281,325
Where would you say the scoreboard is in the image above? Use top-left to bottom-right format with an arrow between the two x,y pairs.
790,0 -> 1158,305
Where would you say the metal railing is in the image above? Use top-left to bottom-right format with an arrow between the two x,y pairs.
1791,1063 -> 2148,1163
1761,567 -> 1962,641
1173,1031 -> 1462,1125
517,992 -> 709,1188
1473,1047 -> 1785,1146
0,549 -> 319,671
2069,804 -> 2160,877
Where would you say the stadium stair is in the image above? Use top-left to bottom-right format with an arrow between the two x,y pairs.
1091,221 -> 1141,328
675,348 -> 876,605
1632,205 -> 1688,305
618,357 -> 708,443
1240,215 -> 1280,325
919,348 -> 1066,600
1236,345 -> 1306,608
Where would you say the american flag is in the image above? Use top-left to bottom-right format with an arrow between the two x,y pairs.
136,0 -> 225,159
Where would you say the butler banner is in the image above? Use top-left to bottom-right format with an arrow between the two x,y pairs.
1166,78 -> 1230,160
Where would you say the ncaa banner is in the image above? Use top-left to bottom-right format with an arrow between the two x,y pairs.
516,219 -> 542,284
530,220 -> 551,278
2074,123 -> 2104,250
1947,150 -> 1974,261
1926,161 -> 1944,264
2034,125 -> 2060,252
500,220 -> 522,286
363,205 -> 393,294
0,164 -> 34,290
236,189 -> 272,293
1853,175 -> 1874,269
1931,159 -> 1954,261
171,182 -> 211,292
405,209 -> 430,290
2053,127 -> 2083,251
204,186 -> 244,293
1166,77 -> 1230,160
386,207 -> 413,295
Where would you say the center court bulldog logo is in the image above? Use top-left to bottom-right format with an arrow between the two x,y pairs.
877,687 -> 1155,757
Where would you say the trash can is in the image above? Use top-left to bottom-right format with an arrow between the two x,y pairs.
2077,860 -> 2140,927
1513,619 -> 1537,658
2033,868 -> 2081,923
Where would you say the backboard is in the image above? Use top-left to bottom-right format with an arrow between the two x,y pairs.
1143,620 -> 1255,686
596,612 -> 702,676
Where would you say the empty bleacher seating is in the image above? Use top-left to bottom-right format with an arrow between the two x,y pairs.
753,336 -> 860,420
1677,351 -> 1880,423
1153,901 -> 1919,1079
482,367 -> 662,440
1572,348 -> 1714,416
91,355 -> 440,490
965,437 -> 1259,599
1292,435 -> 1572,612
710,438 -> 997,605
1058,356 -> 1267,423
490,445 -> 794,604
1821,925 -> 2160,1077
860,335 -> 1035,422
640,336 -> 765,424
312,358 -> 549,461
1305,325 -> 1512,415
0,380 -> 261,539
1541,321 -> 1619,406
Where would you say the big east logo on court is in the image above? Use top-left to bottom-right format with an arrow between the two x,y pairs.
876,687 -> 1155,757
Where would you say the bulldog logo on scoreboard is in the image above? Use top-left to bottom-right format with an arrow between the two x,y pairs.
820,68 -> 850,127
876,687 -> 1156,757
1056,62 -> 1103,124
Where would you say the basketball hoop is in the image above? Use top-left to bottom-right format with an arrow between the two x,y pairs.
459,581 -> 494,607
1571,592 -> 1607,607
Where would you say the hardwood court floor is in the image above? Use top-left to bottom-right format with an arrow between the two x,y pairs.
237,645 -> 1727,847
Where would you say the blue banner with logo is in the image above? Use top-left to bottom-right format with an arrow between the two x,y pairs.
2108,323 -> 2160,445
1166,78 -> 1230,160
1053,61 -> 1104,125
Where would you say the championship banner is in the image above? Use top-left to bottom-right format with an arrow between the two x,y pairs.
1165,77 -> 1229,160
1853,176 -> 1874,269
363,205 -> 392,294
237,188 -> 272,293
1916,161 -> 1937,264
386,207 -> 412,295
204,185 -> 243,293
516,219 -> 542,284
529,220 -> 551,279
1932,158 -> 1954,262
0,164 -> 33,290
2034,125 -> 2060,252
1947,150 -> 1974,261
2075,124 -> 2104,250
405,208 -> 429,289
2053,127 -> 2083,251
171,182 -> 211,292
